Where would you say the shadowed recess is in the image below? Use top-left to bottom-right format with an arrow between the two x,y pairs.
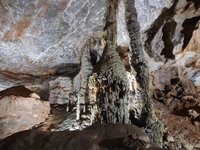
161,21 -> 177,59
144,0 -> 178,60
181,16 -> 200,50
0,85 -> 32,98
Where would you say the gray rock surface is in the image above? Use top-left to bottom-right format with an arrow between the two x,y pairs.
0,0 -> 106,76
49,77 -> 72,104
117,0 -> 130,46
135,0 -> 173,31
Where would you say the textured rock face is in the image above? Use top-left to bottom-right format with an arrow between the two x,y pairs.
144,0 -> 200,94
135,0 -> 173,31
0,93 -> 50,139
177,52 -> 200,93
151,61 -> 200,149
139,0 -> 200,98
0,0 -> 106,76
49,77 -> 72,104
142,0 -> 200,61
145,1 -> 200,148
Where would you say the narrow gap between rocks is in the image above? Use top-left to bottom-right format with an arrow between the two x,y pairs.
181,16 -> 200,50
161,21 -> 177,59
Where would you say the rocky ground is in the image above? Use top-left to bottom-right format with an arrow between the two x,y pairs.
151,62 -> 200,150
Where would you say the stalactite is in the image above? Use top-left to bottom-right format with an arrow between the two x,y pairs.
124,0 -> 153,127
124,0 -> 164,144
76,92 -> 81,121
90,0 -> 130,124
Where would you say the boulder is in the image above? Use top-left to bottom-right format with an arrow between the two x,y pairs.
0,124 -> 162,150
0,93 -> 50,139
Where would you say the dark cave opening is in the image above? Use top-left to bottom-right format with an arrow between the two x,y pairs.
144,0 -> 179,59
186,0 -> 200,9
181,16 -> 200,50
90,50 -> 98,66
161,21 -> 177,59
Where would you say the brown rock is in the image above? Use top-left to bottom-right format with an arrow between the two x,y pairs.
0,94 -> 50,139
0,124 -> 162,150
0,85 -> 33,98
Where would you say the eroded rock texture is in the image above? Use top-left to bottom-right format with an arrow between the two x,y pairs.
143,0 -> 200,149
143,0 -> 200,62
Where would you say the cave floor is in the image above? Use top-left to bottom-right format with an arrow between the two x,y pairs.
154,101 -> 200,149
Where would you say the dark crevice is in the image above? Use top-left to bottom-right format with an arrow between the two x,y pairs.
0,85 -> 32,98
51,63 -> 81,77
90,50 -> 98,66
186,0 -> 200,10
170,78 -> 180,85
129,110 -> 146,127
161,21 -> 177,59
0,63 -> 81,80
144,0 -> 178,60
181,16 -> 200,50
173,106 -> 200,118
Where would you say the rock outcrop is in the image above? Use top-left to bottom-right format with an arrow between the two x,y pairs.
0,87 -> 50,139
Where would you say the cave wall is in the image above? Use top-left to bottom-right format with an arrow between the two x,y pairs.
0,0 -> 106,76
0,0 -> 107,91
1,0 -> 199,102
0,0 -> 199,147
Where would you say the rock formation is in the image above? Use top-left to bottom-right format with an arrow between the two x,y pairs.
0,86 -> 50,139
0,0 -> 199,149
0,124 -> 162,150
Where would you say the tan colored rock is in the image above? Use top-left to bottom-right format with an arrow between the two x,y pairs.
29,93 -> 41,99
0,95 -> 50,139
